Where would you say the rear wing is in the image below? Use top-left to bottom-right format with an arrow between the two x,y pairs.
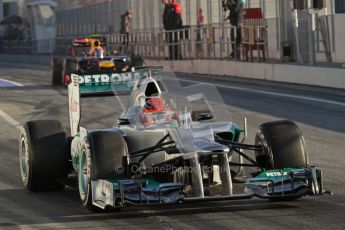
68,67 -> 162,136
77,67 -> 162,95
72,36 -> 106,47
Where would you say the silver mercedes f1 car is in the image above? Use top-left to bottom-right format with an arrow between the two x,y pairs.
19,67 -> 331,211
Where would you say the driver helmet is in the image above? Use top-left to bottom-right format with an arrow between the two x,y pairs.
92,40 -> 104,58
143,97 -> 166,113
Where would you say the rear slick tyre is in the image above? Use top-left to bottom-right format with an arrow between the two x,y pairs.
52,57 -> 64,86
19,120 -> 68,192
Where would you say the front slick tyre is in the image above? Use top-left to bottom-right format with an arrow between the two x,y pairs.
78,131 -> 127,211
255,120 -> 308,201
255,120 -> 307,170
78,148 -> 95,211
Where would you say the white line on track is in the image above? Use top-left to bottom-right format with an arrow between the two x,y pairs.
179,78 -> 345,107
0,78 -> 24,87
0,110 -> 21,130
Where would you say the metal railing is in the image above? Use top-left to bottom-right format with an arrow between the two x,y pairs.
105,24 -> 268,62
0,24 -> 268,62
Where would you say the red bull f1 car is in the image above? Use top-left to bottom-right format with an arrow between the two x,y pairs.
51,35 -> 144,87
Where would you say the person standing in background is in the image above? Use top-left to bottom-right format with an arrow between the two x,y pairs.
162,0 -> 170,31
169,0 -> 183,31
162,0 -> 183,60
162,0 -> 172,59
223,0 -> 244,58
120,10 -> 132,54
196,7 -> 205,56
198,7 -> 205,25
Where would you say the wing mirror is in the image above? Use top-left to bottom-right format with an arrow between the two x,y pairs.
191,111 -> 214,122
117,118 -> 130,126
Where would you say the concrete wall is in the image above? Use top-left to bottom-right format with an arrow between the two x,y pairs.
146,59 -> 345,89
267,18 -> 280,59
333,14 -> 345,63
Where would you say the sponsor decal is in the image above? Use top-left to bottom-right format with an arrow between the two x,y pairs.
69,99 -> 79,112
78,71 -> 149,86
72,74 -> 79,85
69,74 -> 81,136
254,168 -> 304,180
265,171 -> 288,177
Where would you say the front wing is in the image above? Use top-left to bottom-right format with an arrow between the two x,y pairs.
90,166 -> 330,209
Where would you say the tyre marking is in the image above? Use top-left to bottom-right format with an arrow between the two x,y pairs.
79,141 -> 91,206
0,110 -> 21,130
19,132 -> 30,185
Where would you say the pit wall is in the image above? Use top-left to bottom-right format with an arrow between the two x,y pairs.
0,54 -> 344,89
146,59 -> 345,90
